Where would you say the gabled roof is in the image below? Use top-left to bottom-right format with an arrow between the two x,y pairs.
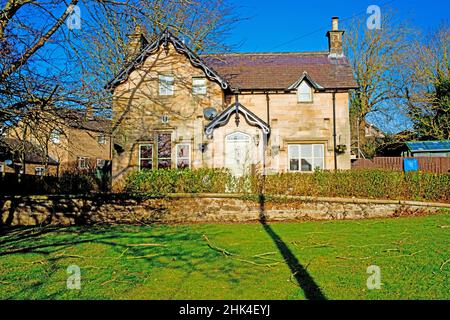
106,29 -> 230,91
0,138 -> 59,165
52,109 -> 111,134
202,52 -> 358,91
287,72 -> 325,90
406,140 -> 450,153
205,102 -> 270,137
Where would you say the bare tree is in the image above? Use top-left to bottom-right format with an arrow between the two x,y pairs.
343,11 -> 412,157
0,0 -> 239,168
402,23 -> 450,140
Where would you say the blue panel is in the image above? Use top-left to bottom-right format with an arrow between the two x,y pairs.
404,158 -> 419,172
406,140 -> 450,152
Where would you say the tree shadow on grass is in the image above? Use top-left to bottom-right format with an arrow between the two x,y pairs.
258,194 -> 327,300
0,224 -> 243,299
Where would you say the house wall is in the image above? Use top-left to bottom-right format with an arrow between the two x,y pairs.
61,127 -> 111,172
235,91 -> 351,172
112,43 -> 352,184
112,43 -> 225,182
5,113 -> 111,175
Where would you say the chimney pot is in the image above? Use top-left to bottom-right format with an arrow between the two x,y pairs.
332,17 -> 339,31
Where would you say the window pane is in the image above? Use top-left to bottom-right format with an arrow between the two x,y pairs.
140,160 -> 152,169
288,145 -> 299,159
313,144 -> 324,157
290,159 -> 299,171
158,159 -> 171,169
159,75 -> 174,95
193,78 -> 206,95
158,134 -> 171,158
177,144 -> 189,158
140,145 -> 152,159
177,159 -> 189,169
298,81 -> 312,102
301,158 -> 313,171
300,144 -> 312,158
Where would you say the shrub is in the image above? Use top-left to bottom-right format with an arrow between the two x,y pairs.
121,168 -> 450,202
123,168 -> 230,196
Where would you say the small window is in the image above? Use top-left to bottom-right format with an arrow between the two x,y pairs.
77,156 -> 89,169
98,134 -> 106,145
96,159 -> 106,169
176,144 -> 190,169
192,77 -> 207,95
288,144 -> 324,172
50,129 -> 62,144
159,75 -> 174,95
35,167 -> 45,176
139,144 -> 153,170
297,81 -> 313,102
0,163 -> 4,173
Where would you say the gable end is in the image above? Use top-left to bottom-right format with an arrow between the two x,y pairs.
105,29 -> 230,91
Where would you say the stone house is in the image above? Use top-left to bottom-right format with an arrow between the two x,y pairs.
3,109 -> 112,176
108,17 -> 357,183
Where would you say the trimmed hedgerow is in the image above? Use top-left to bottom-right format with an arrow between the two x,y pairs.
122,168 -> 450,202
260,170 -> 449,202
123,168 -> 230,195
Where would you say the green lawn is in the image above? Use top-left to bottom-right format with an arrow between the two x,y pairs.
0,213 -> 448,300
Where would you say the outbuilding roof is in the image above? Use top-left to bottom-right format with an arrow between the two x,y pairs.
406,140 -> 450,153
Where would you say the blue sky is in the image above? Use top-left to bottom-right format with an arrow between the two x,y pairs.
227,0 -> 449,52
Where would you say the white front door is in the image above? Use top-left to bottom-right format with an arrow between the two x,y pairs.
225,132 -> 251,176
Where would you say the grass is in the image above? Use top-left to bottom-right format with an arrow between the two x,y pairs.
0,212 -> 449,300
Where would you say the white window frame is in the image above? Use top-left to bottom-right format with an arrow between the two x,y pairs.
96,159 -> 106,169
192,77 -> 207,95
297,81 -> 313,103
288,144 -> 324,172
77,156 -> 89,169
176,143 -> 191,169
35,167 -> 45,176
159,75 -> 174,96
50,129 -> 62,144
139,144 -> 153,170
98,134 -> 106,145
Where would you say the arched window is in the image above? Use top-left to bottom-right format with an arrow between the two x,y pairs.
297,81 -> 313,102
226,132 -> 251,142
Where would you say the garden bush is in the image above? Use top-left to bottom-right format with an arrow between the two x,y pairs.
122,168 -> 450,202
123,168 -> 230,195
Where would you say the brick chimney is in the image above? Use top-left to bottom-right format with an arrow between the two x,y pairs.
126,25 -> 148,63
326,17 -> 345,58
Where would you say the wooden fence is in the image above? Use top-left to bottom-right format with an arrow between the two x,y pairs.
352,157 -> 450,173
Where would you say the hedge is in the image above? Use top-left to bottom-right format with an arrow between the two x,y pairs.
122,168 -> 450,202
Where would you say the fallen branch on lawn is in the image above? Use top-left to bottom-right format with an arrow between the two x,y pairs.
202,235 -> 278,267
202,235 -> 234,256
336,255 -> 373,260
126,253 -> 161,260
439,258 -> 449,271
126,243 -> 167,247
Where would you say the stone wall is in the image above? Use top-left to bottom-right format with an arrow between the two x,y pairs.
1,194 -> 448,227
